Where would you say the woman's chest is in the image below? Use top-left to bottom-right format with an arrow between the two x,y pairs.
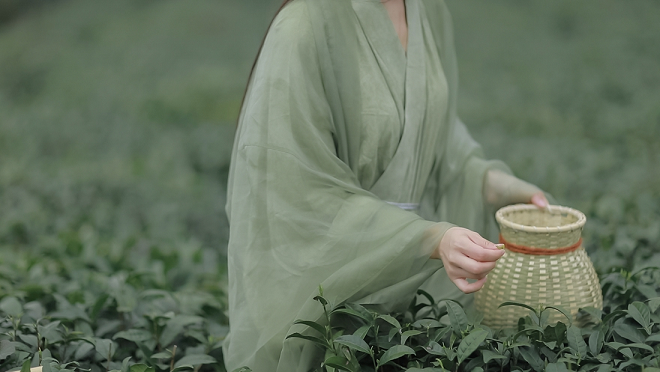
353,26 -> 449,191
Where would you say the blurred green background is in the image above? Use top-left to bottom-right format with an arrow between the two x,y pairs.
1,0 -> 659,296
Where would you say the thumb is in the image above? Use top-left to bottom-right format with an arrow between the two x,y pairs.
531,192 -> 549,208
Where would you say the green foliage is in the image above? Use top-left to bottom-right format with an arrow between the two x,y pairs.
0,230 -> 227,371
288,270 -> 660,371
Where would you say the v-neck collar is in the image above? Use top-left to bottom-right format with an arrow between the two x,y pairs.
353,0 -> 433,203
352,0 -> 408,123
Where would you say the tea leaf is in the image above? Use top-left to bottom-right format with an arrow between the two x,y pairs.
285,333 -> 330,348
545,362 -> 569,372
413,319 -> 443,329
345,303 -> 374,323
130,364 -> 155,372
602,310 -> 627,324
333,308 -> 373,324
464,358 -> 484,372
634,283 -> 657,299
90,294 -> 110,321
323,356 -> 356,372
545,306 -> 573,326
417,289 -> 437,307
596,352 -> 612,363
94,338 -> 116,360
38,321 -> 62,343
20,360 -> 31,372
121,356 -> 131,372
431,326 -> 451,342
605,341 -> 625,351
388,327 -> 399,342
457,329 -> 488,365
613,320 -> 646,343
74,342 -> 95,360
567,326 -> 587,358
595,364 -> 614,372
618,347 -> 634,359
378,314 -> 401,329
621,342 -> 654,353
401,330 -> 423,346
173,354 -> 216,369
539,345 -> 557,363
334,335 -> 371,355
0,296 -> 23,317
588,328 -> 604,355
0,340 -> 16,361
113,329 -> 153,344
445,300 -> 468,333
313,295 -> 328,307
353,324 -> 370,339
648,297 -> 660,313
377,345 -> 415,367
518,346 -> 544,372
482,349 -> 506,364
646,334 -> 660,342
294,320 -> 326,336
160,315 -> 205,347
18,334 -> 38,349
424,341 -> 444,356
499,301 -> 538,316
627,302 -> 651,332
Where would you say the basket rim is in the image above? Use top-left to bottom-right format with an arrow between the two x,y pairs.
496,204 -> 586,233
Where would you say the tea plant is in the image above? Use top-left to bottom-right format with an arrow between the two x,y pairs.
0,227 -> 228,372
282,267 -> 660,372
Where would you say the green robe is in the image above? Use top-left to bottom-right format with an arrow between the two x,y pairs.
223,0 -> 510,370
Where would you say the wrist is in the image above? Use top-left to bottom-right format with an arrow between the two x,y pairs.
425,224 -> 454,260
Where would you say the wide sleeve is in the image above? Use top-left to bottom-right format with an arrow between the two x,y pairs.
417,0 -> 512,241
422,117 -> 512,241
223,2 -> 451,371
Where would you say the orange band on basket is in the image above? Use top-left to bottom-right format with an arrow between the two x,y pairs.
499,234 -> 582,255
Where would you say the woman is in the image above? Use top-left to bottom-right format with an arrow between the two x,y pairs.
223,0 -> 548,370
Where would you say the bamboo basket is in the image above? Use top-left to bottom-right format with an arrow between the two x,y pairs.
475,204 -> 602,329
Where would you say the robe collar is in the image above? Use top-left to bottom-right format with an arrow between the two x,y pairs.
352,0 -> 408,124
353,0 -> 433,204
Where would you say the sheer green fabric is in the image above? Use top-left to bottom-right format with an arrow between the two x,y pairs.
223,0 -> 510,370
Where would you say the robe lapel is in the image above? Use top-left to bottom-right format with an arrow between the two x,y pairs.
352,0 -> 407,124
368,0 -> 434,204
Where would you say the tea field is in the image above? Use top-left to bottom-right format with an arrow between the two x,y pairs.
0,0 -> 658,371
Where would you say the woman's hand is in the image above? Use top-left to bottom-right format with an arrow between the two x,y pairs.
484,169 -> 549,209
431,227 -> 505,293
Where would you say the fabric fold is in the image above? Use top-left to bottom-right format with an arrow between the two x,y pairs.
223,0 -> 511,370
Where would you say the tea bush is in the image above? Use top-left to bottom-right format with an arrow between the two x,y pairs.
0,222 -> 228,371
283,266 -> 660,371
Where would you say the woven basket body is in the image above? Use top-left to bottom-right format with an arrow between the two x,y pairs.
475,204 -> 603,328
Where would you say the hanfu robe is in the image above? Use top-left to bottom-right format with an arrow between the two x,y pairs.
223,0 -> 511,370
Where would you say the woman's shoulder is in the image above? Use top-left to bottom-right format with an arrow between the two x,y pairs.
267,0 -> 315,49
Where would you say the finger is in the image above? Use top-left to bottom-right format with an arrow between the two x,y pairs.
452,254 -> 498,277
447,265 -> 489,280
465,231 -> 498,250
453,276 -> 488,294
531,192 -> 549,209
458,242 -> 505,263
